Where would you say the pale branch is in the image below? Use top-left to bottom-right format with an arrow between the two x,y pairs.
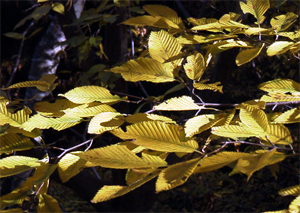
195,101 -> 300,107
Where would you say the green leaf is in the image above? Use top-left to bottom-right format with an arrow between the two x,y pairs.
4,32 -> 25,40
148,30 -> 183,68
22,114 -> 82,132
88,112 -> 124,134
59,85 -> 123,104
112,121 -> 198,153
37,194 -> 63,213
91,170 -> 160,203
236,44 -> 265,66
154,96 -> 202,111
0,133 -> 34,155
239,0 -> 270,25
0,156 -> 40,178
108,57 -> 175,83
184,52 -> 205,80
58,153 -> 87,183
156,158 -> 200,192
76,145 -> 167,169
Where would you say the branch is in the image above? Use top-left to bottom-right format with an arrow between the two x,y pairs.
195,100 -> 300,107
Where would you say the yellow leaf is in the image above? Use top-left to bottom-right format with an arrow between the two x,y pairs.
156,158 -> 200,192
34,99 -> 80,117
191,18 -> 249,31
266,41 -> 295,56
212,124 -> 257,139
88,112 -> 124,134
193,81 -> 223,93
184,52 -> 205,80
64,103 -> 116,118
51,2 -> 64,14
265,123 -> 293,145
154,96 -> 202,111
148,30 -> 183,68
0,133 -> 34,155
279,185 -> 300,196
277,30 -> 300,41
0,156 -> 40,178
37,194 -> 63,213
122,15 -> 160,26
58,153 -> 87,183
0,103 -> 31,127
270,12 -> 298,31
91,170 -> 160,203
239,0 -> 270,25
177,34 -> 237,45
194,151 -> 251,173
143,4 -> 184,29
59,85 -> 123,104
230,149 -> 286,180
112,121 -> 198,153
125,113 -> 175,124
238,103 -> 268,132
236,44 -> 265,66
76,145 -> 167,169
289,196 -> 300,213
22,114 -> 82,131
108,57 -> 175,83
258,79 -> 300,94
273,107 -> 300,124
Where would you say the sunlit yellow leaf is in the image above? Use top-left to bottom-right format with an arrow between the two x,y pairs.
260,94 -> 300,102
91,170 -> 160,203
59,86 -> 123,104
149,30 -> 183,68
244,27 -> 271,35
0,103 -> 31,127
289,196 -> 300,213
88,112 -> 124,134
236,44 -> 265,66
156,158 -> 199,192
37,194 -> 63,213
112,121 -> 198,153
279,185 -> 300,196
238,103 -> 268,132
240,0 -> 270,25
0,156 -> 40,178
191,19 -> 249,31
64,103 -> 116,118
270,12 -> 298,31
0,133 -> 34,155
184,52 -> 205,80
230,149 -> 286,180
58,153 -> 87,183
277,30 -> 300,41
51,2 -> 64,14
194,151 -> 252,173
266,41 -> 295,56
22,114 -> 82,132
212,124 -> 257,139
76,145 -> 167,169
193,81 -> 223,93
273,107 -> 300,124
108,57 -> 175,83
154,96 -> 202,111
258,79 -> 300,94
177,34 -> 237,45
265,123 -> 292,145
122,15 -> 160,26
143,4 -> 184,29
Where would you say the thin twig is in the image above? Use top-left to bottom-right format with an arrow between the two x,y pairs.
195,100 -> 300,107
6,21 -> 35,90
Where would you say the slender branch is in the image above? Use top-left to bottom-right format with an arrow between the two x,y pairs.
221,141 -> 298,152
195,100 -> 300,107
6,21 -> 35,90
